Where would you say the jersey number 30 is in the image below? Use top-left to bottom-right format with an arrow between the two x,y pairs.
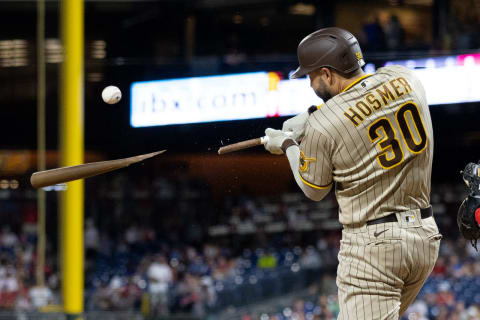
368,102 -> 428,170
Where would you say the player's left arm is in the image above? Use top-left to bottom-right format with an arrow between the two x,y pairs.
285,146 -> 332,201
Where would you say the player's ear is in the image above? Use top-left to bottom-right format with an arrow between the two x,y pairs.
320,67 -> 333,86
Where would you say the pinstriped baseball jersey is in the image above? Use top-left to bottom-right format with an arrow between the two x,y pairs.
299,65 -> 433,227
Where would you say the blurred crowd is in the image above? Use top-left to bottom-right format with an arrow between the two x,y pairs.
361,11 -> 480,53
83,209 -> 340,317
362,15 -> 406,52
0,171 -> 473,319
0,225 -> 59,311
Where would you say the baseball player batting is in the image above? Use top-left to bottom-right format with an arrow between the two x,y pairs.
264,27 -> 442,319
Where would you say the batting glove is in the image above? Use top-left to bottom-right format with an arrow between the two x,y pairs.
282,106 -> 317,141
264,128 -> 294,155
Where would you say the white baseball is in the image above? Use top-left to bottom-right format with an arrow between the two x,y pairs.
102,86 -> 122,104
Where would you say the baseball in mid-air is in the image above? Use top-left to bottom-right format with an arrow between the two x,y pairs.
102,86 -> 122,104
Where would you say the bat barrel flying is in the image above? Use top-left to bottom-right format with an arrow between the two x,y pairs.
30,150 -> 166,189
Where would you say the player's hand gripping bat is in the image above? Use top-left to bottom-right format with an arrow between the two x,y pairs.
218,132 -> 293,155
30,150 -> 166,188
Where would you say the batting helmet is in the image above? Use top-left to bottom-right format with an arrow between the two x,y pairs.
290,27 -> 365,79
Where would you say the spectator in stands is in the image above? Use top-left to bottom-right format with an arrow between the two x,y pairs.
0,268 -> 19,293
188,256 -> 210,276
436,282 -> 455,308
199,276 -> 217,312
179,274 -> 216,317
223,33 -> 247,70
125,224 -> 141,247
175,272 -> 201,314
98,233 -> 113,256
18,244 -> 34,276
29,284 -> 54,309
21,204 -> 37,243
0,226 -> 18,249
292,299 -> 305,320
110,277 -> 142,311
90,281 -> 112,310
385,15 -> 405,51
466,304 -> 480,319
147,254 -> 173,316
152,177 -> 175,200
212,255 -> 235,280
458,259 -> 475,277
14,285 -> 32,312
362,14 -> 385,51
435,305 -> 450,320
257,249 -> 277,269
85,218 -> 99,273
453,301 -> 466,319
423,292 -> 439,319
448,255 -> 463,278
0,257 -> 7,279
316,295 -> 336,319
405,298 -> 429,320
300,246 -> 322,269
432,256 -> 447,276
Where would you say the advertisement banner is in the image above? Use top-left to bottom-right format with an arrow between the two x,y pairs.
130,72 -> 322,127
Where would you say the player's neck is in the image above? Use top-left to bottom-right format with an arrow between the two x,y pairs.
338,70 -> 367,94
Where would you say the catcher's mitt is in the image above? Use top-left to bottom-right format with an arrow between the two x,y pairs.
458,161 -> 480,250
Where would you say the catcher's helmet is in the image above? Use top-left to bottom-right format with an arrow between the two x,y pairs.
458,161 -> 480,250
290,27 -> 365,79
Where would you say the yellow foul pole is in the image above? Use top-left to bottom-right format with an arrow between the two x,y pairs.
60,0 -> 84,318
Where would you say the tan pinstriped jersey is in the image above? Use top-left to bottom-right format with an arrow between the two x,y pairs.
299,65 -> 433,227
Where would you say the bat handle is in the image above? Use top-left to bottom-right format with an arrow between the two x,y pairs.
217,132 -> 294,155
218,138 -> 263,154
